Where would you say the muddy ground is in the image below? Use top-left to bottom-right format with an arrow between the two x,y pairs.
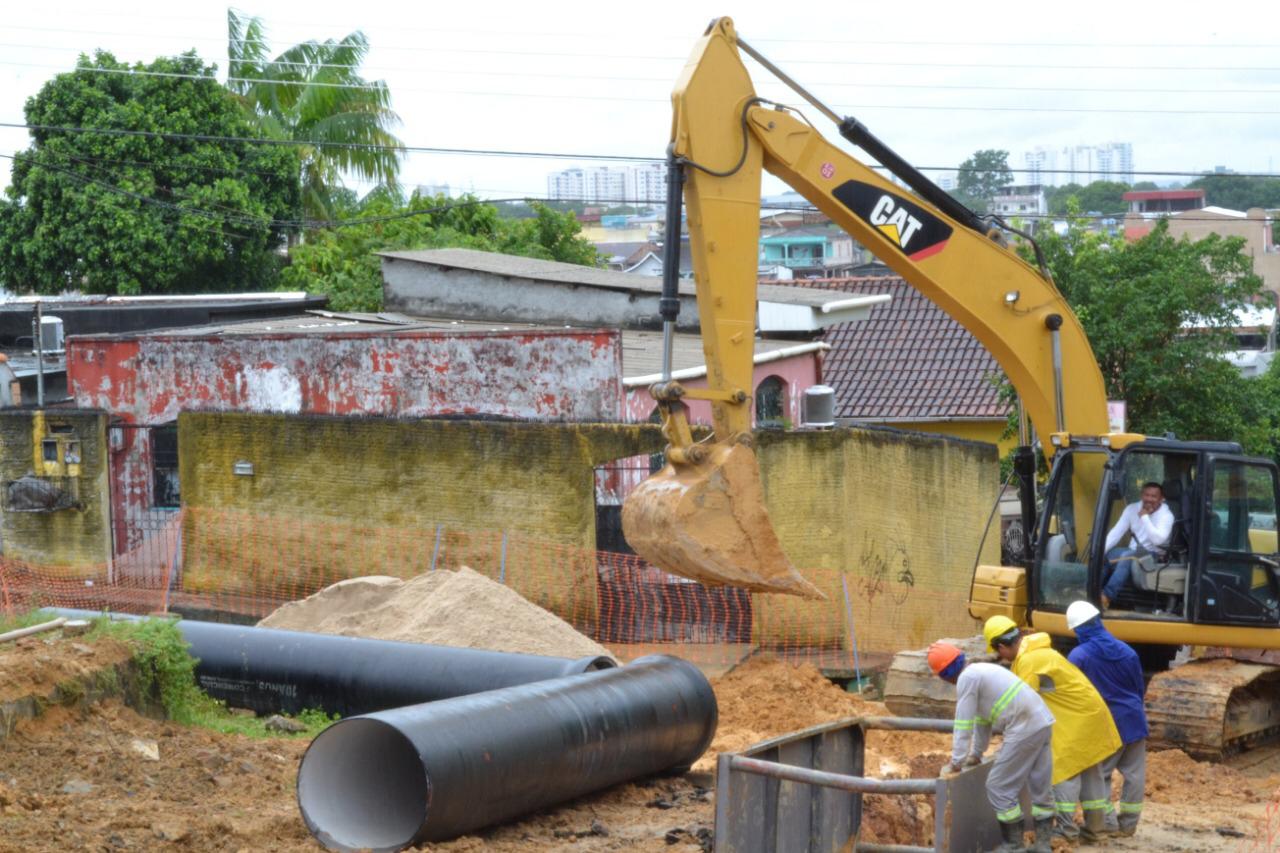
1,637 -> 1278,852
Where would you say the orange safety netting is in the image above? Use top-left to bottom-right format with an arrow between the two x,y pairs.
0,507 -> 966,673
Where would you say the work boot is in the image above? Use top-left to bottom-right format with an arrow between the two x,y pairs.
1080,808 -> 1112,842
990,819 -> 1026,852
1027,818 -> 1053,853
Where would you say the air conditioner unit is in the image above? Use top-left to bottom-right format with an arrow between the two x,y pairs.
40,316 -> 64,353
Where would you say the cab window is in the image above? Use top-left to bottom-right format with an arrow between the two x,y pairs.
1198,461 -> 1280,625
1037,450 -> 1106,609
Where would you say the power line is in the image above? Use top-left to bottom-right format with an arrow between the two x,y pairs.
8,62 -> 1280,116
0,121 -> 661,162
6,121 -> 1280,179
11,45 -> 1280,98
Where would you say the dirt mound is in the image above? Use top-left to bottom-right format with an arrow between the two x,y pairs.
701,656 -> 951,847
0,700 -> 315,853
0,634 -> 132,705
259,566 -> 613,660
1146,749 -> 1273,804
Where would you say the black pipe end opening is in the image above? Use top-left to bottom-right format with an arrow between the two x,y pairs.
297,719 -> 429,853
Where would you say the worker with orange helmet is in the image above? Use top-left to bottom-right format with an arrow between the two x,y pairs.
928,640 -> 1056,853
985,615 -> 1122,843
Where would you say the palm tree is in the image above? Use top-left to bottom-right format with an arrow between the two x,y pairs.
227,9 -> 404,222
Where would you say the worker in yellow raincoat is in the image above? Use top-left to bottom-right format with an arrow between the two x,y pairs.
985,615 -> 1121,842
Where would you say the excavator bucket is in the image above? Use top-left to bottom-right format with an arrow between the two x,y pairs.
621,441 -> 825,599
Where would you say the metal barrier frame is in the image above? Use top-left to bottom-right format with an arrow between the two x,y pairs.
713,716 -> 1008,853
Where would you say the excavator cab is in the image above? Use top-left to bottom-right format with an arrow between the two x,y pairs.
1030,438 -> 1280,630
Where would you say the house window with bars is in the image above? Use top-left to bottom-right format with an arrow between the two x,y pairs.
755,376 -> 787,428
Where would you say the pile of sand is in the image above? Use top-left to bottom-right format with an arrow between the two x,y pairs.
259,567 -> 613,661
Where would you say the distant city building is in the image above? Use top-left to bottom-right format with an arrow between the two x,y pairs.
1023,143 -> 1134,186
991,185 -> 1047,218
415,183 -> 452,199
934,172 -> 958,192
546,164 -> 667,205
1122,189 -> 1205,215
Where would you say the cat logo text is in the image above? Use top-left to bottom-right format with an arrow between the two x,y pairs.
868,195 -> 923,250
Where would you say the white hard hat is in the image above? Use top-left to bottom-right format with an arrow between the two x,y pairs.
1066,600 -> 1101,631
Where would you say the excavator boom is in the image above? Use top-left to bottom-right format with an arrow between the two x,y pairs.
622,17 -> 1106,595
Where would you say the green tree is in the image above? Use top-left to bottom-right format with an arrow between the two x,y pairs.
955,149 -> 1013,213
280,193 -> 601,311
1045,180 -> 1130,216
0,51 -> 300,295
1186,174 -> 1280,211
227,10 -> 403,222
1036,209 -> 1269,451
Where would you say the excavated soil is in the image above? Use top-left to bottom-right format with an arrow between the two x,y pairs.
700,655 -> 951,847
1,642 -> 1277,851
0,700 -> 314,853
0,634 -> 133,705
258,567 -> 613,660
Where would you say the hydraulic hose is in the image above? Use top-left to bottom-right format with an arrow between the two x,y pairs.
296,655 -> 717,851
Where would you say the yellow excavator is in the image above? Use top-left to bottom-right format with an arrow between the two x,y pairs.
622,17 -> 1280,759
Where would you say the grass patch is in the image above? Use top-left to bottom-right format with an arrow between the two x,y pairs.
0,608 -> 64,634
86,615 -> 335,739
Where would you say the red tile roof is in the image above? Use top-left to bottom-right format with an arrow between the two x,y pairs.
1121,189 -> 1205,202
779,277 -> 1009,421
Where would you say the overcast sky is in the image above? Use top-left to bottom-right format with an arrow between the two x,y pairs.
3,0 -> 1278,204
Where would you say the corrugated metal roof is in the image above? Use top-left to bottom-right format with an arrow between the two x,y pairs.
783,277 -> 1008,421
379,247 -> 850,309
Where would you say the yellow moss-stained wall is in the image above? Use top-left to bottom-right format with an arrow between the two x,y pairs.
869,419 -> 1013,457
178,412 -> 663,628
179,413 -> 997,654
0,410 -> 112,574
755,425 -> 1000,654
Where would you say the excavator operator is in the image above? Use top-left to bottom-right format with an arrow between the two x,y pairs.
1102,481 -> 1174,608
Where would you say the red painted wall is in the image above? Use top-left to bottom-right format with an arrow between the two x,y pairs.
67,329 -> 624,558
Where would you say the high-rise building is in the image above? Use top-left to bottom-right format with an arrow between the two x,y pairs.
546,164 -> 666,205
1023,143 -> 1134,186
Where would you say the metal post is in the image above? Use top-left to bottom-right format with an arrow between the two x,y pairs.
33,300 -> 44,408
498,531 -> 508,584
840,574 -> 862,684
429,524 -> 444,571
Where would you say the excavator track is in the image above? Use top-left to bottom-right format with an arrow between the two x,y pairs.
1146,659 -> 1280,760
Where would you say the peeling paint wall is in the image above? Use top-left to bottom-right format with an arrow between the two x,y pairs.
66,329 -> 624,554
69,330 -> 623,423
0,410 -> 111,573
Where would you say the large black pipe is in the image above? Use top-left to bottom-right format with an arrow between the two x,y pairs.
47,608 -> 615,717
296,655 -> 717,852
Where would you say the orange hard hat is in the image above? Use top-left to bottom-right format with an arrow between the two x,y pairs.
927,642 -> 963,675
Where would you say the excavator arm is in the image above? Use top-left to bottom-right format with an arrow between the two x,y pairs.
621,18 -> 1109,596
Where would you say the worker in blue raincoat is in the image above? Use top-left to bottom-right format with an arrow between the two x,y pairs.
1066,600 -> 1148,837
